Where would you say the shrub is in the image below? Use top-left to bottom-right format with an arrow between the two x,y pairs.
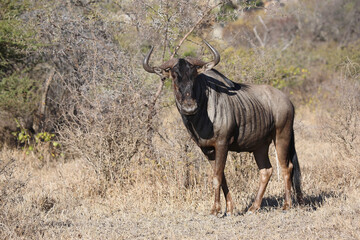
0,73 -> 40,117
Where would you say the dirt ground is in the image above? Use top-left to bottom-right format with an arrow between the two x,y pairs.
27,199 -> 360,240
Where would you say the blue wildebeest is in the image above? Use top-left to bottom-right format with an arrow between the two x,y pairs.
143,41 -> 304,215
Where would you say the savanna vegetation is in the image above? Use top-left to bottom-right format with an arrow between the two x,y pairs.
0,0 -> 359,239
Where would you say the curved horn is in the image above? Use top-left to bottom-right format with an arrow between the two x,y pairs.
143,47 -> 178,75
185,57 -> 206,67
159,58 -> 179,70
143,46 -> 156,73
204,40 -> 220,67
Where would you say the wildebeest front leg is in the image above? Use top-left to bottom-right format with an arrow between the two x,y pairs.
209,143 -> 230,216
248,145 -> 273,213
221,173 -> 234,215
208,158 -> 234,215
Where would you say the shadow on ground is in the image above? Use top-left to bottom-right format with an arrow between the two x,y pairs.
240,191 -> 340,214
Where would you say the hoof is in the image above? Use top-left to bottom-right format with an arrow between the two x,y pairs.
211,203 -> 221,216
210,210 -> 222,217
210,211 -> 223,218
224,211 -> 232,217
282,203 -> 290,211
297,196 -> 305,206
247,205 -> 260,214
225,202 -> 234,216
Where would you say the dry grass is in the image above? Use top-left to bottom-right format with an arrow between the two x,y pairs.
1,93 -> 359,239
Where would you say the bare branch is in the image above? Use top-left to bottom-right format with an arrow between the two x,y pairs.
40,68 -> 55,117
253,26 -> 264,48
162,0 -> 170,61
33,67 -> 56,132
281,36 -> 294,51
253,16 -> 270,48
171,3 -> 222,59
258,15 -> 268,32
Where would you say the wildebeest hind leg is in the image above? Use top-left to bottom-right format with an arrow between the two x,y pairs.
248,145 -> 273,213
274,134 -> 293,210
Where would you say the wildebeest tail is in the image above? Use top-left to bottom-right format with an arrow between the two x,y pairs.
289,130 -> 303,204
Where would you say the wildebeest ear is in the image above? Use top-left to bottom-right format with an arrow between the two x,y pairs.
197,62 -> 214,74
154,67 -> 171,79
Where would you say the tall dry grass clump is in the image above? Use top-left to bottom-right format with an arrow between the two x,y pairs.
324,60 -> 360,159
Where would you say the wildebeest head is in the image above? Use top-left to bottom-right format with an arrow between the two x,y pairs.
143,41 -> 220,115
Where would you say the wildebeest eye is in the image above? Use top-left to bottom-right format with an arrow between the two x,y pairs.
171,71 -> 181,81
